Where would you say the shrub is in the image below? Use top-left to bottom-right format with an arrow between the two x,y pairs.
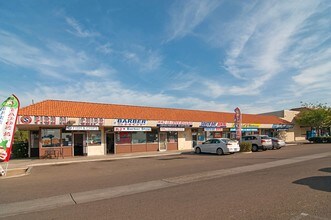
240,142 -> 252,152
308,136 -> 331,143
11,142 -> 29,159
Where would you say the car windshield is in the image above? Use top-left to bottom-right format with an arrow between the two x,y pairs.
220,138 -> 230,143
261,136 -> 270,139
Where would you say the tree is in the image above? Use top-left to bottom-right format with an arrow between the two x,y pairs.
295,103 -> 331,136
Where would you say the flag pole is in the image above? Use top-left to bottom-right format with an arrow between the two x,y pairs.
4,162 -> 8,176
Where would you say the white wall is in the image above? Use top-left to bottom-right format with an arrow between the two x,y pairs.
178,128 -> 192,150
87,145 -> 104,156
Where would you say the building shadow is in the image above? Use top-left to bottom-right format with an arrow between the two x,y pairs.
293,167 -> 331,193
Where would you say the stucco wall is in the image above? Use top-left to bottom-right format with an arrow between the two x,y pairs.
178,129 -> 192,150
87,145 -> 105,156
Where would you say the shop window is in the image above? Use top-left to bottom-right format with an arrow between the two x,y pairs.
61,130 -> 72,146
132,132 -> 146,144
116,132 -> 132,144
41,129 -> 61,147
198,129 -> 205,141
87,131 -> 102,145
213,132 -> 222,138
167,132 -> 178,143
147,129 -> 158,143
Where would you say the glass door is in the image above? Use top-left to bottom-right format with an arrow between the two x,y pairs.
74,133 -> 85,156
106,133 -> 115,154
159,132 -> 167,151
30,130 -> 39,157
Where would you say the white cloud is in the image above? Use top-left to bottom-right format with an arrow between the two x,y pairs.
83,67 -> 117,77
199,0 -> 327,101
18,79 -> 231,112
65,17 -> 99,38
122,46 -> 163,72
96,42 -> 113,55
0,31 -> 115,79
166,0 -> 221,42
293,62 -> 331,86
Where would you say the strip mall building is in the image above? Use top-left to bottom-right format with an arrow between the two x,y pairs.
17,100 -> 290,158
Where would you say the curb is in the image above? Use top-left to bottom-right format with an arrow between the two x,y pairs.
240,151 -> 252,154
0,167 -> 31,179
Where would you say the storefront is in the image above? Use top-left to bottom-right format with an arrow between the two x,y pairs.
16,100 -> 290,158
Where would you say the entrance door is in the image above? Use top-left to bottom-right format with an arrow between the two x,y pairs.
30,131 -> 40,157
106,133 -> 115,154
74,133 -> 84,156
159,132 -> 167,151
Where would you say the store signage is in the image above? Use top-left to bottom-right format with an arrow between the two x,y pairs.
19,116 -> 68,125
160,127 -> 185,131
157,120 -> 193,127
230,128 -> 258,132
66,126 -> 99,131
272,124 -> 293,129
79,117 -> 104,126
200,122 -> 226,128
234,107 -> 242,140
242,123 -> 260,128
114,127 -> 151,132
204,127 -> 223,131
114,119 -> 147,126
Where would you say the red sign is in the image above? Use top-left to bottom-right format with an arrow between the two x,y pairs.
234,107 -> 242,140
0,95 -> 20,163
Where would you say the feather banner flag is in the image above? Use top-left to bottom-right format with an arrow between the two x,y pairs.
0,95 -> 20,163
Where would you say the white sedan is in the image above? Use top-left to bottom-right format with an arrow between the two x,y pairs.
194,138 -> 240,155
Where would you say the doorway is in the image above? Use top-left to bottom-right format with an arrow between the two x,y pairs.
74,133 -> 84,156
106,133 -> 115,154
159,132 -> 167,151
30,130 -> 40,157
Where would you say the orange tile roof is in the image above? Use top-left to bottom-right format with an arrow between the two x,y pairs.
19,100 -> 289,124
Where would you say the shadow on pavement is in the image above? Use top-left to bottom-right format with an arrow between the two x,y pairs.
293,167 -> 331,193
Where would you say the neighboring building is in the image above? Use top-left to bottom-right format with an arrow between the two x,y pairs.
17,100 -> 289,158
259,108 -> 310,142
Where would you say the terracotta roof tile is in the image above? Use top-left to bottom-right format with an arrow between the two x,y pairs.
19,100 -> 288,124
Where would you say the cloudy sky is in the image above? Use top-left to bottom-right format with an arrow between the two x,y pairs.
0,0 -> 330,113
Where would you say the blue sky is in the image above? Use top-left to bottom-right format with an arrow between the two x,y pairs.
0,0 -> 330,114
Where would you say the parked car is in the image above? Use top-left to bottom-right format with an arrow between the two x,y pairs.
242,135 -> 273,152
194,138 -> 240,155
271,137 -> 286,149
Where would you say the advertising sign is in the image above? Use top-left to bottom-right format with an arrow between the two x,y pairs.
113,119 -> 147,126
160,127 -> 185,131
204,127 -> 223,131
66,126 -> 99,131
272,124 -> 293,130
0,95 -> 20,176
234,107 -> 242,141
19,116 -> 68,125
157,120 -> 193,127
199,122 -> 226,128
230,128 -> 258,132
114,127 -> 151,132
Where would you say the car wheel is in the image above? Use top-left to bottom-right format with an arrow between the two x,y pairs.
252,145 -> 258,152
262,146 -> 267,151
195,147 -> 201,154
216,148 -> 223,155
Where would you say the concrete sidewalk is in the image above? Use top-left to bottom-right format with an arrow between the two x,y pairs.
1,150 -> 192,179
